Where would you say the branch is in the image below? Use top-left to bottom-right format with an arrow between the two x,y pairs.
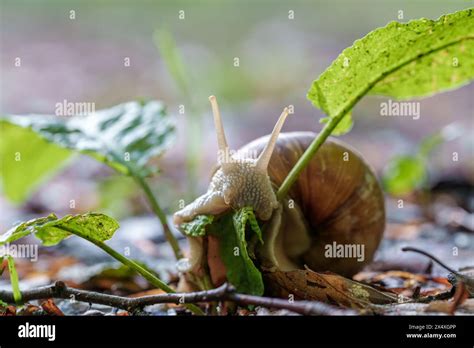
0,281 -> 357,316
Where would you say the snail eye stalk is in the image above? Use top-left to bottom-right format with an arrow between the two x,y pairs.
256,107 -> 290,172
209,95 -> 229,167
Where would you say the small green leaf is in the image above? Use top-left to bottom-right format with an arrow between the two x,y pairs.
1,100 -> 175,179
35,213 -> 120,246
319,112 -> 353,136
209,208 -> 264,296
0,214 -> 57,246
7,256 -> 21,303
382,156 -> 427,196
181,215 -> 214,237
0,213 -> 119,247
308,9 -> 474,119
234,207 -> 263,244
0,122 -> 72,203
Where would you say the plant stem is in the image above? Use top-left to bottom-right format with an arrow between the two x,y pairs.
77,233 -> 203,315
6,256 -> 21,304
277,111 -> 347,200
134,175 -> 184,260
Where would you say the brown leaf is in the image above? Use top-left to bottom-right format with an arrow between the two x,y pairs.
18,304 -> 42,316
264,267 -> 397,309
451,281 -> 469,312
372,270 -> 427,283
40,299 -> 64,316
0,305 -> 16,316
425,282 -> 469,314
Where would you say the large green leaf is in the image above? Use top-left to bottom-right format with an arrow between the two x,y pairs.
0,213 -> 119,247
0,122 -> 72,203
308,9 -> 474,119
1,100 -> 175,179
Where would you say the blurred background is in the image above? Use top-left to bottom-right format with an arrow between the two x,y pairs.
0,0 -> 472,302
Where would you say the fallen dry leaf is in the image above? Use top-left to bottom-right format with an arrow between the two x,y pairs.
0,305 -> 16,316
18,304 -> 42,316
450,282 -> 470,311
264,266 -> 397,309
425,282 -> 469,314
40,299 -> 64,316
372,270 -> 426,283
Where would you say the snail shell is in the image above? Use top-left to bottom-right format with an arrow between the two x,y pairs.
239,131 -> 385,277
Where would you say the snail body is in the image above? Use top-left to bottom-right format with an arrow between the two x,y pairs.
174,96 -> 385,289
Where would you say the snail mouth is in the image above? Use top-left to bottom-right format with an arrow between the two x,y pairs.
257,198 -> 312,272
173,192 -> 230,226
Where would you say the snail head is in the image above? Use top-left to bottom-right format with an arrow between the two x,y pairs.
173,96 -> 290,226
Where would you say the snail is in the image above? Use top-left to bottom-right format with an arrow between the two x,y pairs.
174,96 -> 385,290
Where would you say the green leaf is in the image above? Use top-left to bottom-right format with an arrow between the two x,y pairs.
181,214 -> 214,237
0,121 -> 72,203
319,112 -> 353,136
209,208 -> 264,295
1,100 -> 175,178
308,9 -> 474,119
234,207 -> 263,244
35,213 -> 120,246
382,156 -> 427,196
7,256 -> 21,303
0,213 -> 119,247
0,214 -> 57,246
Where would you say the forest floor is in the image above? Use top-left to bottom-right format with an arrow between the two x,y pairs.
1,181 -> 472,316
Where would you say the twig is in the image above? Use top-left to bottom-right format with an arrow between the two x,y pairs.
402,246 -> 474,295
0,282 -> 357,316
224,290 -> 358,315
402,247 -> 460,275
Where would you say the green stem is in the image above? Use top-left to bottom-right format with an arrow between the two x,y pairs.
134,175 -> 184,260
6,256 -> 21,304
277,112 -> 347,201
78,234 -> 203,315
